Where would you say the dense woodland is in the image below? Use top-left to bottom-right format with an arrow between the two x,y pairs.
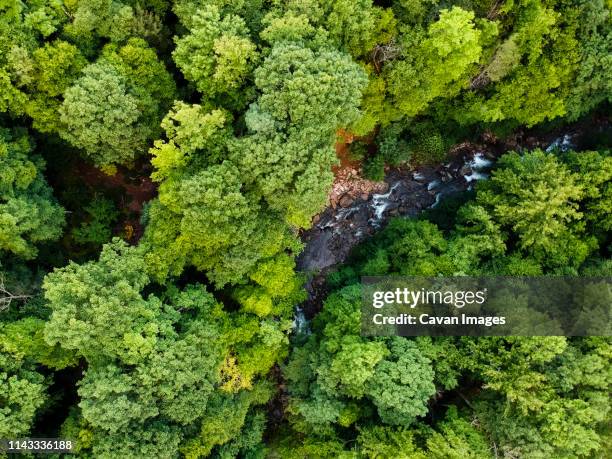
0,0 -> 611,457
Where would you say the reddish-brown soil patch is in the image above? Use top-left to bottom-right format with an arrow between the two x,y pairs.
326,130 -> 387,210
75,161 -> 157,242
333,129 -> 363,174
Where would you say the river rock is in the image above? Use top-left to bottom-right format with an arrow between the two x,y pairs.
459,164 -> 472,176
339,194 -> 354,208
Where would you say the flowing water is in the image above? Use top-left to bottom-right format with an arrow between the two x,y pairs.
297,150 -> 496,274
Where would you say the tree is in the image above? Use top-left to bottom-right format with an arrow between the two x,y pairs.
143,166 -> 301,288
475,150 -> 594,268
562,150 -> 612,235
144,40 -> 366,287
59,61 -> 148,167
449,203 -> 506,273
357,426 -> 427,459
0,127 -> 64,260
366,338 -> 436,425
558,0 -> 612,121
354,219 -> 454,277
43,239 -> 275,456
284,285 -> 438,437
59,39 -> 175,167
0,349 -> 48,438
2,1 -> 611,457
151,103 -> 230,180
422,407 -> 492,459
228,130 -> 336,228
226,43 -> 366,227
43,240 -> 166,363
180,385 -> 271,458
0,318 -> 77,370
249,42 -> 367,131
63,0 -> 165,46
387,7 -> 484,117
173,5 -> 258,110
269,0 -> 397,58
72,196 -> 119,247
17,40 -> 86,133
356,407 -> 492,459
452,1 -> 581,127
460,337 -> 611,458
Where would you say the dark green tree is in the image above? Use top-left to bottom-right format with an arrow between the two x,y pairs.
0,128 -> 64,260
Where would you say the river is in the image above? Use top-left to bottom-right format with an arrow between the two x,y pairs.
293,128 -> 585,323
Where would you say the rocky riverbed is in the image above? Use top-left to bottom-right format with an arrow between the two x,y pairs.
293,115 -> 607,323
294,149 -> 495,320
296,150 -> 495,273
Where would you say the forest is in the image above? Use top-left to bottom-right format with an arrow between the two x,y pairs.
0,0 -> 610,458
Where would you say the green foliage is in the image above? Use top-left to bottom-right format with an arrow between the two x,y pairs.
359,219 -> 454,276
363,154 -> 385,181
144,39 -> 366,286
181,386 -> 271,458
476,149 -> 594,268
461,337 -> 611,458
355,406 -> 492,459
284,285 -> 438,436
0,127 -> 64,260
481,35 -> 520,83
42,239 -> 280,456
358,0 -> 611,162
348,141 -> 368,162
366,338 -> 435,425
59,60 -> 144,166
0,273 -> 61,438
249,42 -> 367,131
392,0 -> 438,26
59,39 -> 175,167
44,240 -> 164,363
18,40 -> 87,133
173,4 -> 258,110
266,0 -> 397,58
292,144 -> 612,458
0,318 -> 77,370
229,130 -> 336,229
407,121 -> 447,164
2,1 -> 611,457
562,149 -> 612,235
565,16 -> 612,121
423,406 -> 492,458
375,123 -> 410,166
387,7 -> 484,118
357,426 -> 427,459
72,197 -> 119,247
143,160 -> 301,288
450,0 -> 602,127
0,348 -> 48,438
333,147 -> 608,280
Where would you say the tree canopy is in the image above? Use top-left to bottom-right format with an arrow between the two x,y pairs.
0,0 -> 610,457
